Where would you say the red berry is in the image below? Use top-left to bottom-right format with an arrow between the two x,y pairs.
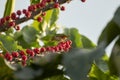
36,4 -> 41,8
65,43 -> 71,49
60,6 -> 65,11
26,49 -> 31,54
47,0 -> 51,3
67,40 -> 72,45
16,10 -> 22,16
8,21 -> 16,27
11,12 -> 17,20
29,51 -> 35,57
26,49 -> 35,57
46,47 -> 51,51
4,52 -> 13,61
22,55 -> 27,61
28,5 -> 34,12
5,16 -> 10,21
81,0 -> 86,2
40,2 -> 46,8
40,47 -> 46,53
50,47 -> 55,52
8,55 -> 13,61
54,3 -> 60,8
0,18 -> 5,24
33,48 -> 40,54
15,25 -> 20,31
54,46 -> 59,52
12,52 -> 19,58
4,52 -> 10,58
33,5 -> 37,11
37,16 -> 43,22
22,9 -> 27,14
58,46 -> 63,51
19,50 -> 25,56
25,11 -> 31,18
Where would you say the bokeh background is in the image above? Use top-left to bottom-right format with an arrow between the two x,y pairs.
0,0 -> 120,55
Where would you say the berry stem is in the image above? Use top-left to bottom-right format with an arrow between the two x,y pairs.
0,0 -> 71,32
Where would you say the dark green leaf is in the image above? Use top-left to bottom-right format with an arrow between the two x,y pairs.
113,6 -> 120,27
14,31 -> 22,40
44,75 -> 70,80
109,37 -> 120,76
22,26 -> 39,43
14,29 -> 39,49
0,58 -> 14,79
95,54 -> 109,73
64,28 -> 83,48
81,35 -> 96,48
98,20 -> 120,48
15,67 -> 43,80
16,35 -> 39,49
3,0 -> 15,17
0,34 -> 18,52
62,46 -> 105,80
15,53 -> 63,80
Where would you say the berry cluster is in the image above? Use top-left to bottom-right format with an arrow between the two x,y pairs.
0,0 -> 86,32
0,0 -> 67,31
4,40 -> 72,66
81,0 -> 86,2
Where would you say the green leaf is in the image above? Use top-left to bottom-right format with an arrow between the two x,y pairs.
98,20 -> 120,48
113,6 -> 120,27
89,64 -> 107,80
62,46 -> 105,80
14,31 -> 23,40
14,27 -> 40,49
44,75 -> 70,80
95,54 -> 109,73
49,9 -> 59,29
0,34 -> 18,53
44,10 -> 54,24
15,35 -> 39,49
30,0 -> 40,5
109,37 -> 120,76
0,58 -> 14,80
81,35 -> 96,48
3,0 -> 15,17
5,28 -> 14,36
32,9 -> 59,32
15,67 -> 43,80
89,64 -> 119,80
22,26 -> 39,43
64,28 -> 83,48
15,54 -> 63,80
32,19 -> 47,32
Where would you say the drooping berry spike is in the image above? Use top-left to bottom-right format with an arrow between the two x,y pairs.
0,0 -> 74,32
3,40 -> 72,66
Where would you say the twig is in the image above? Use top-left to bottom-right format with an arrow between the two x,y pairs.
0,0 -> 72,32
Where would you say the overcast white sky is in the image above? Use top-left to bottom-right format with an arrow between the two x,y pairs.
0,0 -> 120,54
